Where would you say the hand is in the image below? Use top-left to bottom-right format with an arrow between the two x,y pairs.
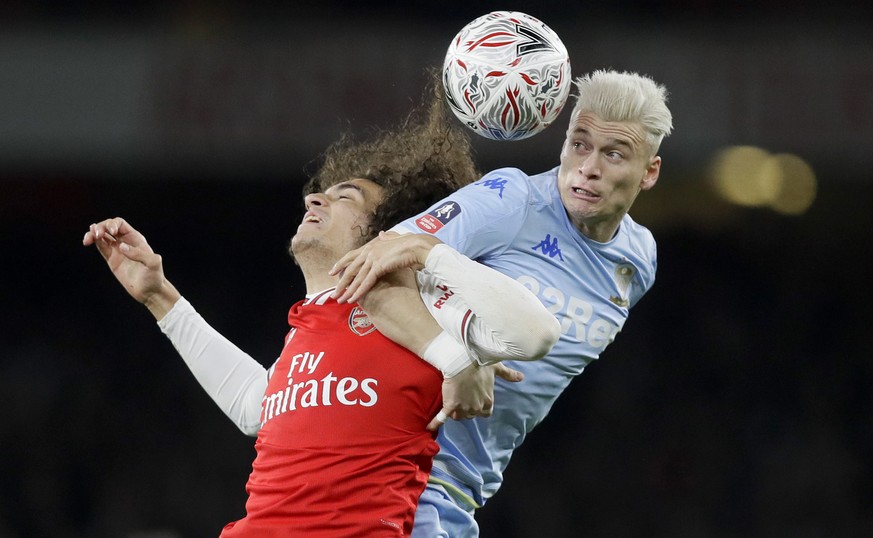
426,362 -> 524,431
82,217 -> 179,318
330,232 -> 441,304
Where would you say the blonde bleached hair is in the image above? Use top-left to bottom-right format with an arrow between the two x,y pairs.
569,69 -> 674,155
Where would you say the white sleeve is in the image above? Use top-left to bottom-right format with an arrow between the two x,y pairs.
417,244 -> 561,365
157,297 -> 266,436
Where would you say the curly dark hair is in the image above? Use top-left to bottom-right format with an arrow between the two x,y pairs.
303,70 -> 479,241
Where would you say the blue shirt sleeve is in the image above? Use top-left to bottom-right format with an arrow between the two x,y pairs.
392,168 -> 533,260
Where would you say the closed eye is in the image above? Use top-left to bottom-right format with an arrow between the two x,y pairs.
326,182 -> 365,202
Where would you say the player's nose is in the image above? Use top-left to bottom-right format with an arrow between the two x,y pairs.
578,154 -> 602,178
304,192 -> 327,210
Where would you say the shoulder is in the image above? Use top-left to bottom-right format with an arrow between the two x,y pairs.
456,167 -> 558,206
620,215 -> 656,255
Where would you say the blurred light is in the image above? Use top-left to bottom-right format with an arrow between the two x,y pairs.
767,153 -> 817,215
709,146 -> 816,215
710,146 -> 775,207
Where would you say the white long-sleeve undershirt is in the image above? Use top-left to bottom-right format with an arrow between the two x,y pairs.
158,298 -> 266,435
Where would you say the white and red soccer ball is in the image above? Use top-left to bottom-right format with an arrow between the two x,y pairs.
442,11 -> 571,141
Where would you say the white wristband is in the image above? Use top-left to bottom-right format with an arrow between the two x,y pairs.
421,331 -> 475,378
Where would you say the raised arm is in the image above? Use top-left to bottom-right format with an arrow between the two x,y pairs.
357,268 -> 524,431
418,242 -> 560,363
83,217 -> 265,434
349,232 -> 560,431
333,231 -> 560,362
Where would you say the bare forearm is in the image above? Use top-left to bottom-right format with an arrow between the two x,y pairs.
357,270 -> 440,357
144,280 -> 182,321
359,269 -> 475,378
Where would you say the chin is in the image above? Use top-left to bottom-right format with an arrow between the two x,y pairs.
286,238 -> 300,265
289,235 -> 316,256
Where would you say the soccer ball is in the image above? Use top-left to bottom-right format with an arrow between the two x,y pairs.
442,11 -> 572,141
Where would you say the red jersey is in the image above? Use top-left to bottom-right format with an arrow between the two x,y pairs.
220,290 -> 443,537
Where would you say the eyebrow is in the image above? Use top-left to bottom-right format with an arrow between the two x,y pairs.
572,127 -> 634,150
327,182 -> 365,197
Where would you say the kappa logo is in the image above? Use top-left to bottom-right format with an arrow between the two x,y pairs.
415,201 -> 461,234
477,177 -> 508,198
348,307 -> 376,336
532,233 -> 564,261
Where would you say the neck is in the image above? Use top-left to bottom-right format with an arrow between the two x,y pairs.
573,213 -> 623,243
581,223 -> 619,243
298,258 -> 339,295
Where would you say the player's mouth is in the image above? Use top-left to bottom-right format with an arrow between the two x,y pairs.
301,212 -> 324,225
572,186 -> 600,200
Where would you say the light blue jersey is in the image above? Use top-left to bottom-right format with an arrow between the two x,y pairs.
394,166 -> 657,510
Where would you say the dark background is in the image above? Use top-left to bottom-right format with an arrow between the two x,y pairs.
2,2 -> 873,537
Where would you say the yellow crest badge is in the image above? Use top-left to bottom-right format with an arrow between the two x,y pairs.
609,264 -> 635,307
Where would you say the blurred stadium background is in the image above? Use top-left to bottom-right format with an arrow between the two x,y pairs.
2,1 -> 873,536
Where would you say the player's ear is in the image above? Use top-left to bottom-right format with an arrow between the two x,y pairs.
640,156 -> 660,191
